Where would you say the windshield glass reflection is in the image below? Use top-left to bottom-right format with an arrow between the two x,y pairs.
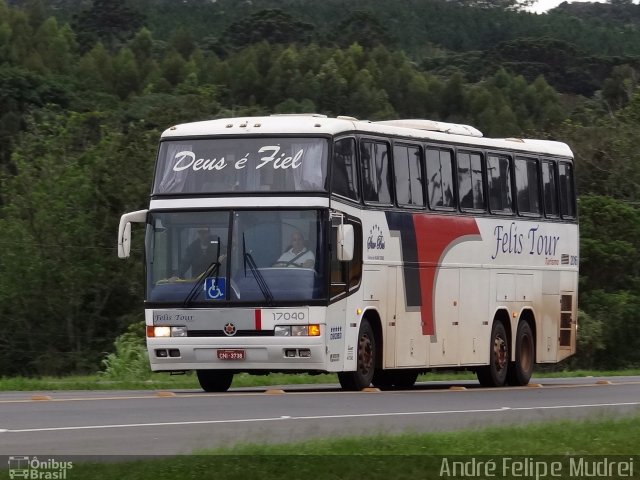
154,138 -> 328,195
146,209 -> 326,304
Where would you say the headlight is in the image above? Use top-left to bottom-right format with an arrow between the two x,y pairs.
291,325 -> 308,336
278,325 -> 321,336
147,326 -> 187,337
153,326 -> 171,337
274,326 -> 291,336
171,326 -> 187,337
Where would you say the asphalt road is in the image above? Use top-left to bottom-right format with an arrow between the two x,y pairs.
1,376 -> 639,456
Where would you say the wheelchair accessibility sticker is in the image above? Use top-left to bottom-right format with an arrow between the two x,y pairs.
204,277 -> 226,300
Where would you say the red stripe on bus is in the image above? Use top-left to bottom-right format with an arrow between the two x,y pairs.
255,309 -> 262,330
413,215 -> 480,336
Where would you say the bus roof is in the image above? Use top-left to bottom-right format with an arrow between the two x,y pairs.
161,115 -> 573,158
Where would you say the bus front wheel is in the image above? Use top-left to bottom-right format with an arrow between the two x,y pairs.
476,321 -> 509,387
338,319 -> 376,391
196,370 -> 234,392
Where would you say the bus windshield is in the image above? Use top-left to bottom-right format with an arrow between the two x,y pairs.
153,137 -> 328,195
145,209 -> 327,304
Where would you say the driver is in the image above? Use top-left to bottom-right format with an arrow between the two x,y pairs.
273,231 -> 315,268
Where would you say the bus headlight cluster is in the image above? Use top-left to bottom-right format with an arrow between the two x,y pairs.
274,325 -> 320,337
147,326 -> 187,337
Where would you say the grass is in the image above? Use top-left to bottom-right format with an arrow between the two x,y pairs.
6,414 -> 638,479
1,369 -> 639,391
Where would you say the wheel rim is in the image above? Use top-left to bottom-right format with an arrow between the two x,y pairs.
358,332 -> 374,376
493,333 -> 508,373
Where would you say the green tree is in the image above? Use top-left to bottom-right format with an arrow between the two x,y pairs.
580,290 -> 640,368
0,66 -> 70,173
0,109 -> 156,375
24,0 -> 46,30
347,68 -> 395,119
159,49 -> 189,87
222,9 -> 314,49
314,57 -> 348,116
332,11 -> 394,49
112,47 -> 141,99
440,72 -> 467,121
72,0 -> 145,52
579,195 -> 640,293
565,91 -> 640,201
75,42 -> 116,93
169,26 -> 196,60
33,18 -> 76,74
602,65 -> 638,111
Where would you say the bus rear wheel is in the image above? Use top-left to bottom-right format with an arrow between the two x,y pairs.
338,319 -> 376,391
196,370 -> 234,392
477,321 -> 509,387
507,321 -> 534,386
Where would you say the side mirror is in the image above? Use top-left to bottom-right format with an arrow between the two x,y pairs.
117,209 -> 148,258
337,224 -> 354,262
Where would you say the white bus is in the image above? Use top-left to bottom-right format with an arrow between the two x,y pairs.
118,114 -> 578,392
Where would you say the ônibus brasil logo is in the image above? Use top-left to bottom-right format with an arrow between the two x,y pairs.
7,456 -> 73,479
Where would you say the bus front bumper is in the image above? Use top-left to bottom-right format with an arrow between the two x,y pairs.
147,337 -> 327,372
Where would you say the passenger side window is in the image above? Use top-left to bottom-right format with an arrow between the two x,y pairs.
331,138 -> 359,201
541,160 -> 559,218
559,162 -> 576,218
349,222 -> 362,291
393,144 -> 424,208
487,154 -> 513,214
457,151 -> 485,211
515,157 -> 541,216
361,140 -> 392,204
426,148 -> 455,209
330,219 -> 362,298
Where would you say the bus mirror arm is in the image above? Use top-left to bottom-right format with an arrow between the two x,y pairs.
117,209 -> 148,259
337,224 -> 354,262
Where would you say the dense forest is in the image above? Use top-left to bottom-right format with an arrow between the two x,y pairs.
1,0 -> 639,376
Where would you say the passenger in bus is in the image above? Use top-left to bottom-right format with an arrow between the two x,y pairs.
273,231 -> 315,268
178,228 -> 223,278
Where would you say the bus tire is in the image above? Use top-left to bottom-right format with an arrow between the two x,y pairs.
372,370 -> 394,389
476,321 -> 509,387
507,321 -> 534,386
338,319 -> 376,391
196,370 -> 234,392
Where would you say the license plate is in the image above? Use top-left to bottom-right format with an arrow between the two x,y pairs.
217,349 -> 245,360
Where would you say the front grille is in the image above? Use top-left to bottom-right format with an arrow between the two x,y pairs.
187,330 -> 274,337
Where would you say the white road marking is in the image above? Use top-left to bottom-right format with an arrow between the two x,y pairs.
1,379 -> 640,404
3,402 -> 639,434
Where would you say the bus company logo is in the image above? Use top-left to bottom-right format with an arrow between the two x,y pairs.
8,456 -> 73,479
491,222 -> 560,260
367,224 -> 386,250
222,322 -> 237,336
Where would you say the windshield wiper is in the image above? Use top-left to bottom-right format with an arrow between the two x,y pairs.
183,261 -> 220,307
183,236 -> 221,307
242,234 -> 274,306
